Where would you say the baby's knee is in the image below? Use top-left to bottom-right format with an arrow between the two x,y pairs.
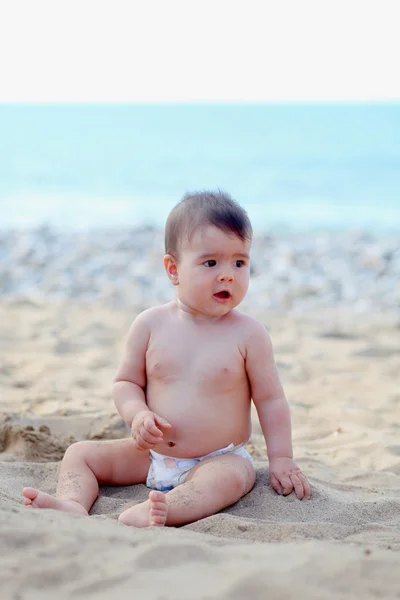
218,461 -> 254,496
228,460 -> 255,496
62,440 -> 93,462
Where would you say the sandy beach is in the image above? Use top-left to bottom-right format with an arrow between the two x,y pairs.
1,228 -> 400,599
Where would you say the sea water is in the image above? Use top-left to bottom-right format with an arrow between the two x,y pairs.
0,104 -> 399,232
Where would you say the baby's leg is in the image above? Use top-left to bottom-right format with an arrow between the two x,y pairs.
118,453 -> 255,527
23,438 -> 150,515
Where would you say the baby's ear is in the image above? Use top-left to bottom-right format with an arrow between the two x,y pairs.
164,254 -> 179,285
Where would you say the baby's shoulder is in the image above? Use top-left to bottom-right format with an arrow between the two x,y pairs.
231,310 -> 269,337
134,302 -> 175,329
232,312 -> 273,360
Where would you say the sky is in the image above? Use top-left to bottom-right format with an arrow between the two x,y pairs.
0,0 -> 399,103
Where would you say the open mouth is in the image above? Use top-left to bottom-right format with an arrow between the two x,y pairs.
214,290 -> 231,300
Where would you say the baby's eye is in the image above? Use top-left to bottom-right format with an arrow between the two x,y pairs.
204,260 -> 216,267
235,260 -> 246,268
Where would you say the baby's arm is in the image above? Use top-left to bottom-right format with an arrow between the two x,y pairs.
113,311 -> 151,426
245,319 -> 311,500
113,310 -> 171,449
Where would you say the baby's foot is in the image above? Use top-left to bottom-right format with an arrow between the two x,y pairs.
118,490 -> 168,527
22,487 -> 88,516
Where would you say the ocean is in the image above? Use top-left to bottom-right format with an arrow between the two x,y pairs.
0,104 -> 399,232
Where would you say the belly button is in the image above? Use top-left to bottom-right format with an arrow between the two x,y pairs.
167,441 -> 176,447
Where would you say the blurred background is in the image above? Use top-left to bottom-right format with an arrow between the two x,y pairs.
0,1 -> 399,316
0,103 -> 399,317
1,103 -> 399,232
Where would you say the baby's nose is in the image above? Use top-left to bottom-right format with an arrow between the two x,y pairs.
218,271 -> 234,282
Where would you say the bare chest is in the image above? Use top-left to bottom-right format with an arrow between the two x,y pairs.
146,333 -> 246,389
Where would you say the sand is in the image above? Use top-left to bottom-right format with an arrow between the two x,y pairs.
1,299 -> 400,599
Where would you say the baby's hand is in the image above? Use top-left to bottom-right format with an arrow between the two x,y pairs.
269,457 -> 311,500
131,410 -> 172,451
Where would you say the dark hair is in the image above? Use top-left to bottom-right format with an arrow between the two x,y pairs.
165,189 -> 252,257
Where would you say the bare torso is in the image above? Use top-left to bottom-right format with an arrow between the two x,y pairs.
145,303 -> 252,457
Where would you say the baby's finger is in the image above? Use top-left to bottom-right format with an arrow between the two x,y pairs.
270,473 -> 282,495
298,472 -> 311,500
280,475 -> 294,496
154,414 -> 172,429
133,434 -> 148,451
139,426 -> 159,446
143,417 -> 163,437
290,472 -> 305,500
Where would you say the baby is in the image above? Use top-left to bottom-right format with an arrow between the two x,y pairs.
23,190 -> 311,527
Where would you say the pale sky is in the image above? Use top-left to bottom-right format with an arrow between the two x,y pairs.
0,0 -> 399,102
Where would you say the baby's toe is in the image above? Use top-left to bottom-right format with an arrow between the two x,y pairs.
149,491 -> 166,503
151,514 -> 167,525
148,490 -> 167,526
22,487 -> 38,501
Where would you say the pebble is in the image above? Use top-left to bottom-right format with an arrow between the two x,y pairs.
0,226 -> 399,315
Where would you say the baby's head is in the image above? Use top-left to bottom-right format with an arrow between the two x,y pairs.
164,190 -> 253,317
165,189 -> 252,259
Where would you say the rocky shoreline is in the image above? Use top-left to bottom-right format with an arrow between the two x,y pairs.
1,226 -> 399,316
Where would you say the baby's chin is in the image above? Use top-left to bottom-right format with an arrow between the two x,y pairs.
208,299 -> 239,316
176,296 -> 240,318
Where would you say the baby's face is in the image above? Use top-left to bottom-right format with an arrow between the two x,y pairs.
174,225 -> 251,318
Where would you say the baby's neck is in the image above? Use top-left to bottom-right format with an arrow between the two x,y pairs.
174,297 -> 227,323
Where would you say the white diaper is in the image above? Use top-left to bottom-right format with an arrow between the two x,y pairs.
146,441 -> 253,492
